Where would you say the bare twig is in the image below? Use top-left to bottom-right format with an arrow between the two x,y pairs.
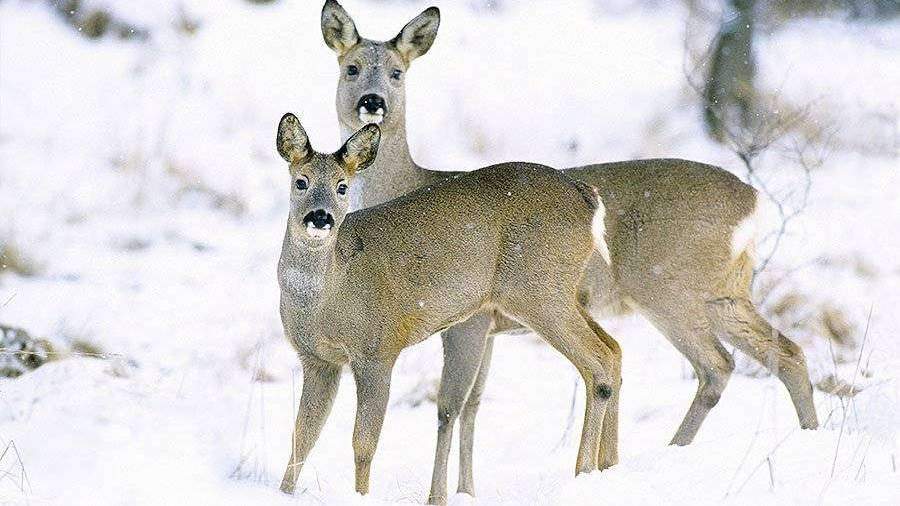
682,25 -> 833,287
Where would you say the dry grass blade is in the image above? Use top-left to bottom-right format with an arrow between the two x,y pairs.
2,293 -> 16,309
230,340 -> 271,483
734,428 -> 796,495
830,305 -> 874,478
0,440 -> 32,495
724,388 -> 772,498
552,376 -> 580,452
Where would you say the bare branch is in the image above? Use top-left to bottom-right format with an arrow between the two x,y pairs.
683,26 -> 835,287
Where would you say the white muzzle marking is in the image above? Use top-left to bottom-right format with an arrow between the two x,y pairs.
358,107 -> 384,125
306,223 -> 332,240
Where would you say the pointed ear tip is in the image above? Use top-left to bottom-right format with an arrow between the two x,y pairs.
280,114 -> 305,136
322,0 -> 347,19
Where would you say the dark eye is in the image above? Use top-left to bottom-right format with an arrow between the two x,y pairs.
295,178 -> 308,190
390,69 -> 402,80
347,65 -> 359,76
336,182 -> 348,195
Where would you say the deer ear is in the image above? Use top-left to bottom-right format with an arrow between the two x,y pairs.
277,113 -> 312,164
339,124 -> 381,174
321,0 -> 360,56
391,7 -> 440,63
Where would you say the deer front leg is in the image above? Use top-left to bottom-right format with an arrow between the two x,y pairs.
280,356 -> 342,494
351,359 -> 394,495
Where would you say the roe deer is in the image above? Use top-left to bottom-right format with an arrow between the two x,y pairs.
274,113 -> 621,501
318,1 -> 819,502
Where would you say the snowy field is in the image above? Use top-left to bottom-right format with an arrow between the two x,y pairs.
1,0 -> 899,504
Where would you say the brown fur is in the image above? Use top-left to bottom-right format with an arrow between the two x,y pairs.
275,115 -> 621,499
319,2 -> 819,502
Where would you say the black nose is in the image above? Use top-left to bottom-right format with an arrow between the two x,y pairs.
302,209 -> 335,229
357,94 -> 386,114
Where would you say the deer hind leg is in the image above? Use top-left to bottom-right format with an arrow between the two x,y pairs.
511,302 -> 621,475
706,296 -> 819,429
639,300 -> 736,446
428,311 -> 493,505
577,306 -> 621,470
670,335 -> 735,446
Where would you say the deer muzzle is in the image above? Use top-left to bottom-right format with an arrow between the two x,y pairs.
357,94 -> 386,125
302,209 -> 335,240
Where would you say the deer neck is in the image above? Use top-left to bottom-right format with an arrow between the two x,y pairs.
277,228 -> 337,316
340,120 -> 424,210
278,228 -> 357,363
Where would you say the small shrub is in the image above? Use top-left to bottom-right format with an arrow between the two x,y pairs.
816,374 -> 865,398
0,325 -> 56,378
0,241 -> 38,277
49,0 -> 149,41
70,338 -> 105,358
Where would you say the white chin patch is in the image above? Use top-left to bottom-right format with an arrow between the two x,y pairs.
358,107 -> 384,125
305,223 -> 331,240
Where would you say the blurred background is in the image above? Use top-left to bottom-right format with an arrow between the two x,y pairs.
0,1 -> 898,504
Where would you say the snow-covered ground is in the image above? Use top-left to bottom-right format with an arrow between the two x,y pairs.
1,0 -> 898,504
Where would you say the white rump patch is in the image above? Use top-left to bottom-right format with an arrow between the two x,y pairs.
358,107 -> 384,125
730,191 -> 770,263
591,196 -> 612,265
